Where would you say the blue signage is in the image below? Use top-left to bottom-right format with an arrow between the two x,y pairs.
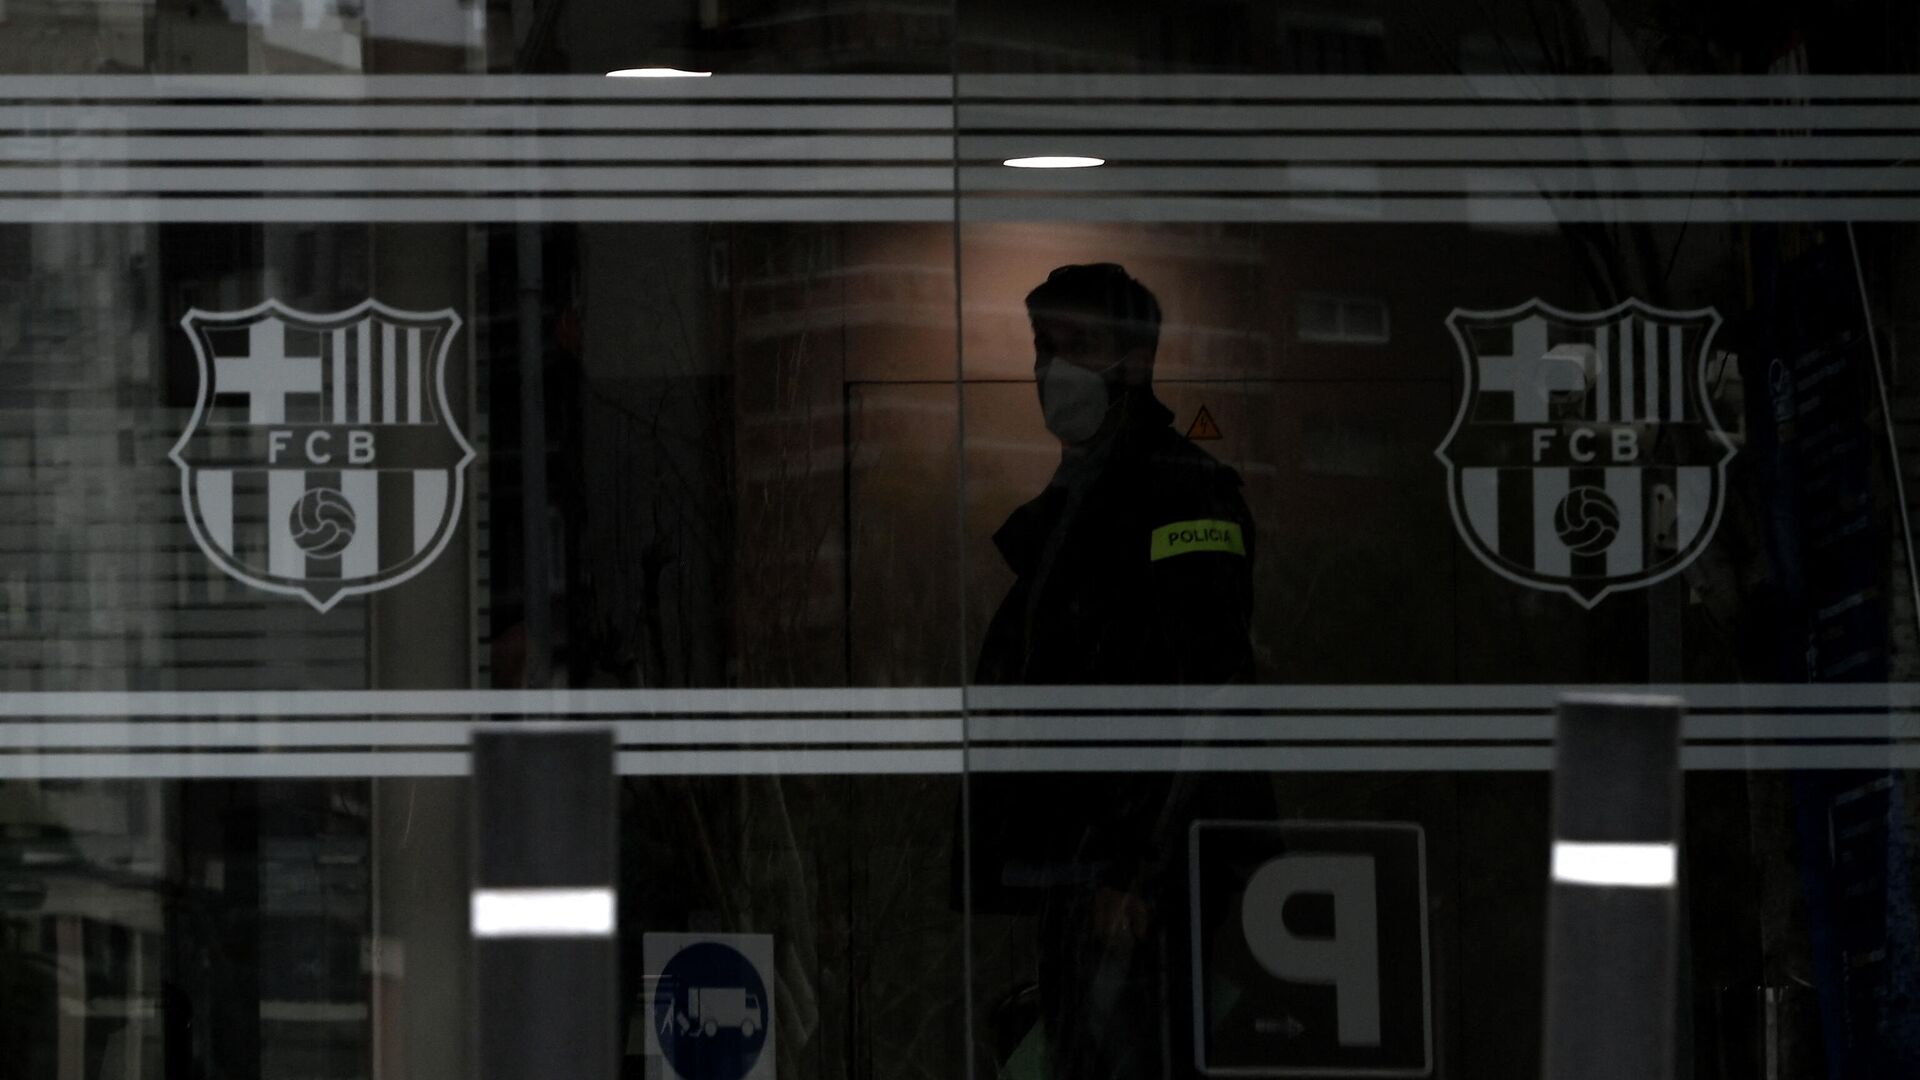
653,941 -> 771,1080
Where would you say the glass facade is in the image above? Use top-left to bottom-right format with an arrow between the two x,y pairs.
5,2 -> 1920,1079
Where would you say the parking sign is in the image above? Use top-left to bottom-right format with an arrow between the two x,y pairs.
1189,822 -> 1431,1077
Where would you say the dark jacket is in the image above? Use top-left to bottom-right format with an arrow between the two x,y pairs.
976,391 -> 1256,685
969,390 -> 1259,912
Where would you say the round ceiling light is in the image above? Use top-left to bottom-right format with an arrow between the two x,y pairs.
1002,156 -> 1106,169
607,67 -> 713,78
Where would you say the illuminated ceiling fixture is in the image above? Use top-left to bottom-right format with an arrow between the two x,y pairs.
1003,156 -> 1106,168
606,67 -> 713,78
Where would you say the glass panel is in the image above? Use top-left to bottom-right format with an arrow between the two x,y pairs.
10,3 -> 1920,1080
0,4 -> 968,1080
954,3 -> 1920,1076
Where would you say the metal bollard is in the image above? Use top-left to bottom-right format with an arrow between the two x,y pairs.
470,726 -> 618,1080
1542,694 -> 1684,1080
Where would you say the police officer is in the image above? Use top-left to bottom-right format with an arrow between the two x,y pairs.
977,261 -> 1255,684
973,264 -> 1258,1080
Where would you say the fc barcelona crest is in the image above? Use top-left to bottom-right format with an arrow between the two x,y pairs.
1436,299 -> 1734,608
170,299 -> 473,612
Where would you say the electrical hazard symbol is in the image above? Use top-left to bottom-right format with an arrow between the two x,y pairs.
1187,406 -> 1224,441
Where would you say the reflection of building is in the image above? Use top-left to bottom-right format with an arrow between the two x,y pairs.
0,4 -> 447,1070
0,220 -> 394,688
1,776 -> 375,1078
0,0 -> 381,73
0,0 -> 152,72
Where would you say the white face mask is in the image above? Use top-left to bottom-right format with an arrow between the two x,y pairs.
1038,356 -> 1120,444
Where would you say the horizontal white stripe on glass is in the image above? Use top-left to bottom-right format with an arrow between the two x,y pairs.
11,164 -> 1920,197
954,73 -> 1920,100
0,74 -> 956,99
0,717 -> 962,749
957,134 -> 1920,162
962,103 -> 1920,131
0,197 -> 956,224
0,73 -> 1914,101
962,682 -> 1920,712
4,712 -> 1919,750
965,746 -> 1553,772
1551,841 -> 1678,889
616,748 -> 963,776
3,682 -> 1920,717
0,165 -> 959,193
2,744 -> 1919,778
15,196 -> 1920,226
0,686 -> 963,717
0,104 -> 955,130
8,134 -> 1912,166
961,165 -> 1920,194
10,85 -> 1920,120
959,196 -> 1920,225
471,887 -> 616,938
0,135 -> 956,162
0,751 -> 469,779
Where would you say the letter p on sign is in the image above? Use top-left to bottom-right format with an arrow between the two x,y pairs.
1189,822 -> 1430,1077
1241,855 -> 1381,1047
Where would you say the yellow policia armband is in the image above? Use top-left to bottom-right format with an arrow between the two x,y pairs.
1149,519 -> 1246,562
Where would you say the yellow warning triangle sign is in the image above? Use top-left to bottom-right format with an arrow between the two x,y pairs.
1185,405 -> 1223,441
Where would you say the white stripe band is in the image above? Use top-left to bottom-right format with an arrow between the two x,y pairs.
2,682 -> 1919,717
4,745 -> 1920,778
0,73 -> 1916,100
0,103 -> 955,130
471,887 -> 616,938
1551,841 -> 1678,888
21,101 -> 1920,132
0,686 -> 963,716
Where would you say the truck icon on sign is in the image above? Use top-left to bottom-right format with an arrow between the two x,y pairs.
677,987 -> 763,1039
646,934 -> 776,1080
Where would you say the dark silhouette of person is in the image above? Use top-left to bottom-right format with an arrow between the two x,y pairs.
972,263 -> 1259,1080
976,263 -> 1255,684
